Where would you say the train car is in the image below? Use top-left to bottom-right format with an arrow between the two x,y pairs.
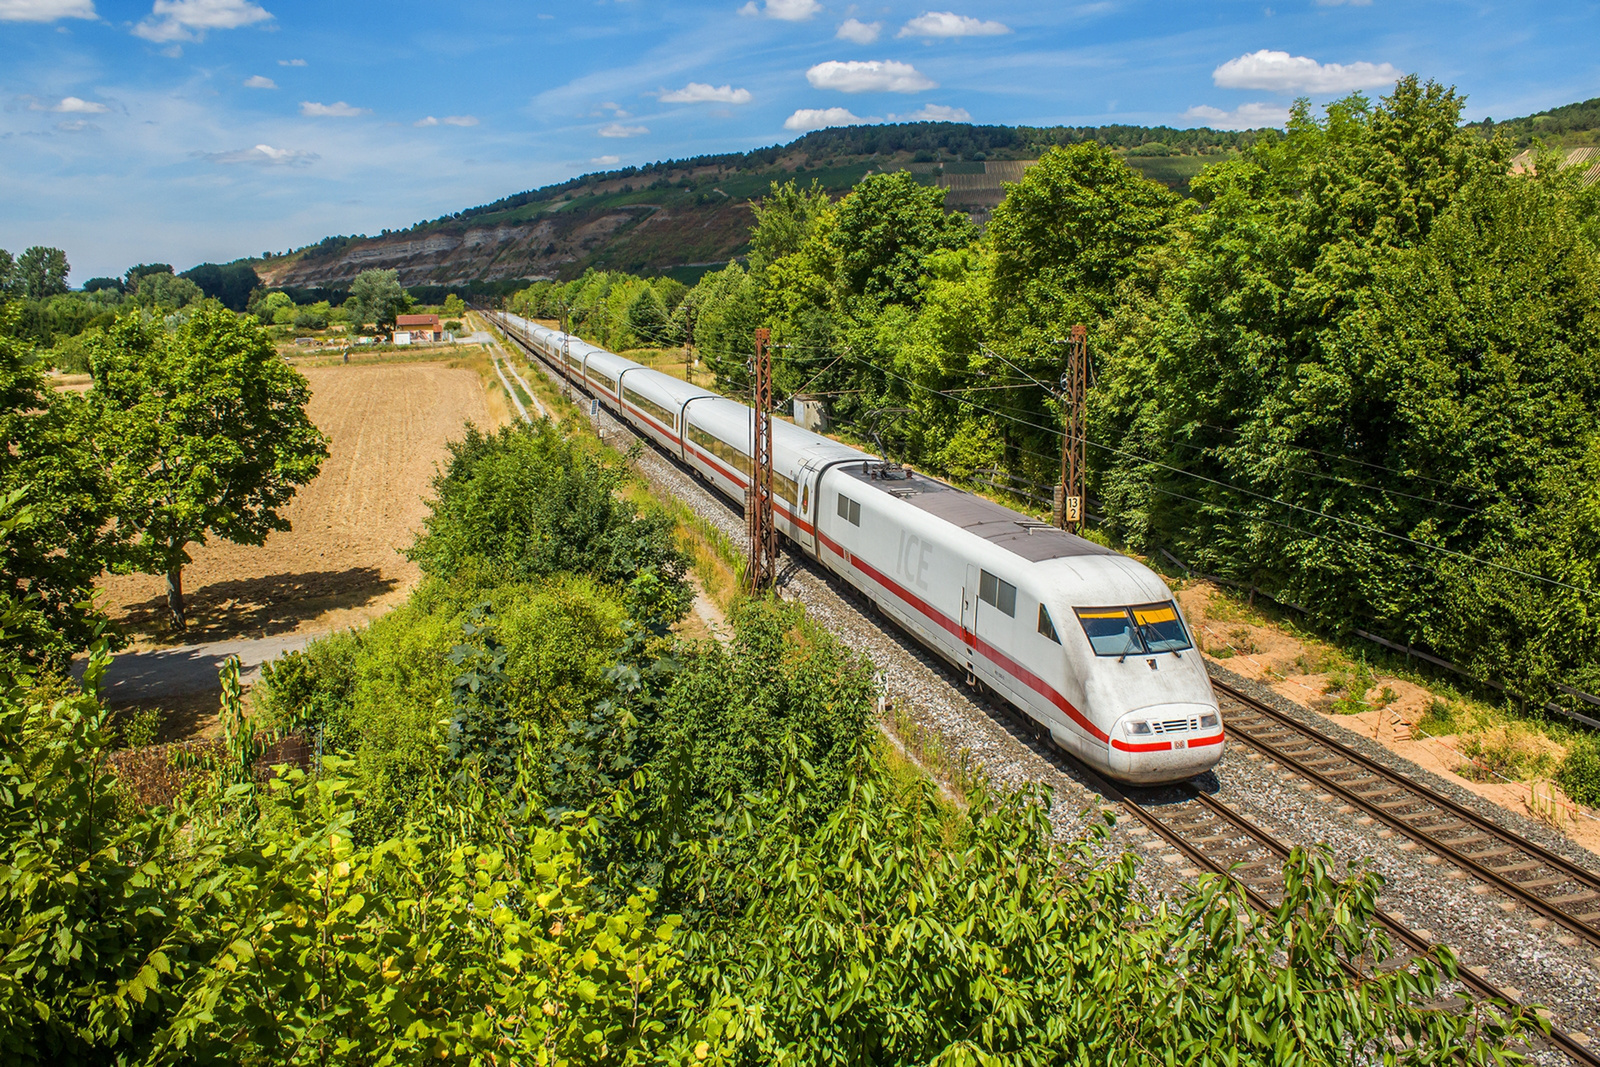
491,311 -> 1223,784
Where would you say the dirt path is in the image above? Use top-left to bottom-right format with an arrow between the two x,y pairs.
98,361 -> 489,649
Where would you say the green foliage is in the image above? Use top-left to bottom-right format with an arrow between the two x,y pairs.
13,246 -> 70,299
179,261 -> 260,312
1094,80 -> 1600,703
349,268 -> 413,328
131,270 -> 203,311
683,766 -> 1537,1065
1556,734 -> 1600,806
442,292 -> 466,318
0,307 -> 118,667
87,305 -> 330,631
0,645 -> 188,1062
262,576 -> 630,839
409,420 -> 689,609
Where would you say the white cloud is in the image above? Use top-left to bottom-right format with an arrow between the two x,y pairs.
414,116 -> 438,126
739,0 -> 820,20
56,119 -> 98,132
590,154 -> 621,165
203,143 -> 317,166
891,103 -> 971,122
0,0 -> 95,22
133,0 -> 273,42
784,107 -> 863,131
243,74 -> 276,89
660,82 -> 752,104
836,17 -> 880,43
33,95 -> 110,113
1184,102 -> 1292,130
442,114 -> 477,126
277,57 -> 305,66
598,122 -> 648,137
898,11 -> 1010,37
300,100 -> 367,117
1212,49 -> 1401,93
806,59 -> 936,93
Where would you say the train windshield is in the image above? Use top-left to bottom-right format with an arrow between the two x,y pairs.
1075,602 -> 1192,656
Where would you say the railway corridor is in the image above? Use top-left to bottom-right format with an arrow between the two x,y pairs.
495,314 -> 1600,1063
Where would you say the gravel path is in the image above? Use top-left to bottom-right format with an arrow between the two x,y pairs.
510,334 -> 1600,1056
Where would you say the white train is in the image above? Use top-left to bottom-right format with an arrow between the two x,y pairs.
493,311 -> 1223,784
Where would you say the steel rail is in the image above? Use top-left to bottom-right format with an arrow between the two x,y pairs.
1105,778 -> 1600,1066
1213,679 -> 1600,951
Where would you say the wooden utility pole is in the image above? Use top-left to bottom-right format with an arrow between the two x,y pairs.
746,328 -> 777,593
1054,324 -> 1088,534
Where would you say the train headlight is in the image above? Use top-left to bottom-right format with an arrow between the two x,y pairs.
1200,714 -> 1219,730
1127,720 -> 1152,736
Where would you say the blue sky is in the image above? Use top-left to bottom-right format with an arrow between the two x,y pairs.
2,0 -> 1597,282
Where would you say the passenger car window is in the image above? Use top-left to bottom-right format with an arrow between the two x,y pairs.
836,494 -> 860,526
978,570 -> 1016,617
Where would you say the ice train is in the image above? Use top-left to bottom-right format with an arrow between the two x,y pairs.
493,311 -> 1223,784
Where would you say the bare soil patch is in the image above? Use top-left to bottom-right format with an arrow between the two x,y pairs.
99,361 -> 490,648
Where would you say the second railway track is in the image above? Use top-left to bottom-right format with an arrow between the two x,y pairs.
1215,680 -> 1600,951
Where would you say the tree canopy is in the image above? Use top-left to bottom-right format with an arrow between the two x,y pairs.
87,305 -> 329,631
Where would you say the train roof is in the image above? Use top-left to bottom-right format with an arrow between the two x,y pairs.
620,367 -> 719,405
840,464 -> 1117,564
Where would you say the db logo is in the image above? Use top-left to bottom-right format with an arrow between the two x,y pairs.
1173,739 -> 1187,749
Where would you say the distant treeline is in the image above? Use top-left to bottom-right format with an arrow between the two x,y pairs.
1466,95 -> 1600,147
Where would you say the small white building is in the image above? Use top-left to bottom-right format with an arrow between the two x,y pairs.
393,331 -> 412,346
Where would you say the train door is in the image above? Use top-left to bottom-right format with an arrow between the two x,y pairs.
961,564 -> 979,683
797,458 -> 828,560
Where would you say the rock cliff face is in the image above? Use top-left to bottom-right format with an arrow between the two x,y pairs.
257,199 -> 755,289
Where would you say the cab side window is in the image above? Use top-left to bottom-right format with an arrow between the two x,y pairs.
837,494 -> 861,526
1038,604 -> 1061,643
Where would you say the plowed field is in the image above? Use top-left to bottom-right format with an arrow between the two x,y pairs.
99,361 -> 490,647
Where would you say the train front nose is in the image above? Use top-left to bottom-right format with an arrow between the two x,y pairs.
1108,703 -> 1225,784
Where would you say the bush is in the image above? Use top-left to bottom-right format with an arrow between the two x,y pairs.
1557,734 -> 1600,806
409,421 -> 689,619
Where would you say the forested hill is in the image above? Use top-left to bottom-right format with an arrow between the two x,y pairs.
253,120 -> 1265,291
1465,95 -> 1600,147
253,95 -> 1600,293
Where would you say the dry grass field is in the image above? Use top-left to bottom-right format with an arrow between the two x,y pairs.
98,360 -> 493,647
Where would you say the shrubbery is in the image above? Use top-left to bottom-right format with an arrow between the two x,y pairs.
0,401 -> 1553,1063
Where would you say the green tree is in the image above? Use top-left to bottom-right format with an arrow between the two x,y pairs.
625,285 -> 669,346
0,250 -> 14,296
0,306 -> 116,666
88,306 -> 329,632
442,292 -> 466,318
180,262 -> 260,311
349,268 -> 412,329
131,271 -> 203,311
14,247 -> 69,299
987,140 -> 1179,344
830,170 -> 976,309
123,263 -> 173,290
748,179 -> 832,273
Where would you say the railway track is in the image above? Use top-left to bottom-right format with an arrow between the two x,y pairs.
486,308 -> 1600,1061
1214,680 -> 1600,951
1103,772 -> 1600,1066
